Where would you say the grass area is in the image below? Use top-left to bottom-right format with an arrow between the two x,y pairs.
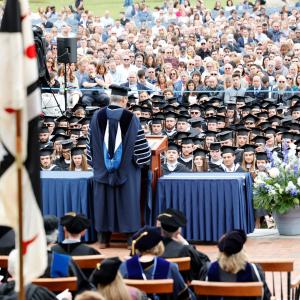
26,0 -> 219,18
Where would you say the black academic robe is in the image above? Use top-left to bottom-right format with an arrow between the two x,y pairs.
0,281 -> 57,300
161,237 -> 210,281
51,242 -> 100,256
54,158 -> 70,171
210,164 -> 244,173
178,157 -> 193,170
161,162 -> 191,175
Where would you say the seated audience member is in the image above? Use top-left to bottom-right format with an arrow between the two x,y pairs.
119,226 -> 195,300
162,142 -> 191,175
90,257 -> 147,300
207,230 -> 271,300
157,208 -> 210,281
0,226 -> 15,255
192,149 -> 209,172
51,212 -> 100,256
0,250 -> 57,300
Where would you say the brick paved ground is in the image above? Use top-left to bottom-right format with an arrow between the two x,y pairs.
94,229 -> 300,299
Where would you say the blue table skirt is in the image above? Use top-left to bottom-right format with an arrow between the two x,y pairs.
41,171 -> 96,241
154,173 -> 255,242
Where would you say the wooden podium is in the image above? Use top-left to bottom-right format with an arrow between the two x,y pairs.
146,135 -> 168,191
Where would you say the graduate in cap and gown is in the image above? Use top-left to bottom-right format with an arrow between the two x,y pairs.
40,148 -> 61,171
51,212 -> 100,256
213,146 -> 244,172
88,84 -> 151,248
162,142 -> 191,175
157,209 -> 210,281
119,226 -> 196,300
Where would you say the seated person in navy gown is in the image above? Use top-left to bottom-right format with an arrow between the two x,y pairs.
119,226 -> 195,300
90,257 -> 147,300
51,212 -> 100,256
161,142 -> 191,175
0,250 -> 57,300
157,209 -> 210,281
207,230 -> 271,300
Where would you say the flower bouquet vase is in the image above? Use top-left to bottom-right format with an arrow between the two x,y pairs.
273,206 -> 300,236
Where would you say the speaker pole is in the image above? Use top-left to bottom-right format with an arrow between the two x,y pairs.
64,63 -> 68,112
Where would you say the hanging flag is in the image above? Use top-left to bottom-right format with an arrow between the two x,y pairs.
0,0 -> 47,288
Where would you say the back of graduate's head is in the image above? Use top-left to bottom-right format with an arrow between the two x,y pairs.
8,249 -> 18,278
60,212 -> 90,238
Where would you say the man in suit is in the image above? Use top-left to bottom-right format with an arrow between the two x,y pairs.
237,27 -> 255,48
121,71 -> 150,98
246,75 -> 268,102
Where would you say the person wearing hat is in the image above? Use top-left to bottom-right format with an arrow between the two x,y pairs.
88,84 -> 151,248
119,226 -> 195,299
208,142 -> 223,171
162,111 -> 178,138
90,257 -> 146,300
70,147 -> 91,171
207,230 -> 271,300
150,118 -> 164,136
192,149 -> 209,172
157,209 -> 210,281
40,148 -> 61,171
51,212 -> 100,256
178,137 -> 194,170
212,146 -> 244,172
240,144 -> 257,178
162,142 -> 191,175
54,139 -> 73,171
39,125 -> 51,145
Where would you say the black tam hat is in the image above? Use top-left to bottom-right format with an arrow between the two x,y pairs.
109,84 -> 130,96
91,257 -> 122,286
218,229 -> 247,256
43,215 -> 59,234
157,208 -> 187,232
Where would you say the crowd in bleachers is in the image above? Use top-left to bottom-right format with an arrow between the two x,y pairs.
21,0 -> 300,177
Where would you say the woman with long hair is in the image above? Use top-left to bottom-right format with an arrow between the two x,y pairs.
207,230 -> 271,300
182,80 -> 198,106
57,64 -> 82,107
91,257 -> 146,300
145,54 -> 157,68
96,63 -> 113,88
241,145 -> 256,179
156,72 -> 168,91
193,149 -> 209,172
69,148 -> 91,171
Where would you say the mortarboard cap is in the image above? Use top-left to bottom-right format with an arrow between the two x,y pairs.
210,142 -> 221,151
71,147 -> 85,156
56,115 -> 69,123
206,116 -> 218,124
40,147 -> 53,157
167,142 -> 180,152
235,127 -> 250,136
282,131 -> 294,140
193,148 -> 209,157
217,131 -> 233,142
61,139 -> 73,149
221,146 -> 237,154
70,128 -> 81,136
243,114 -> 259,123
76,137 -> 88,147
256,152 -> 268,161
109,84 -> 130,96
40,125 -> 49,134
71,103 -> 86,112
241,144 -> 256,153
43,115 -> 56,123
60,212 -> 90,234
204,130 -> 217,138
181,137 -> 194,145
69,116 -> 81,124
251,135 -> 268,144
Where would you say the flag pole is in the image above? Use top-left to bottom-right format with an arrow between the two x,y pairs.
16,109 -> 25,300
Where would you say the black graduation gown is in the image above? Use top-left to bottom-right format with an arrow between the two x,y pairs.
161,237 -> 210,281
51,242 -> 100,256
209,164 -> 244,173
178,157 -> 193,170
0,281 -> 57,300
54,158 -> 70,171
161,162 -> 191,175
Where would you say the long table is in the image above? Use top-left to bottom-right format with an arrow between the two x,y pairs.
41,171 -> 255,243
154,173 -> 255,242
